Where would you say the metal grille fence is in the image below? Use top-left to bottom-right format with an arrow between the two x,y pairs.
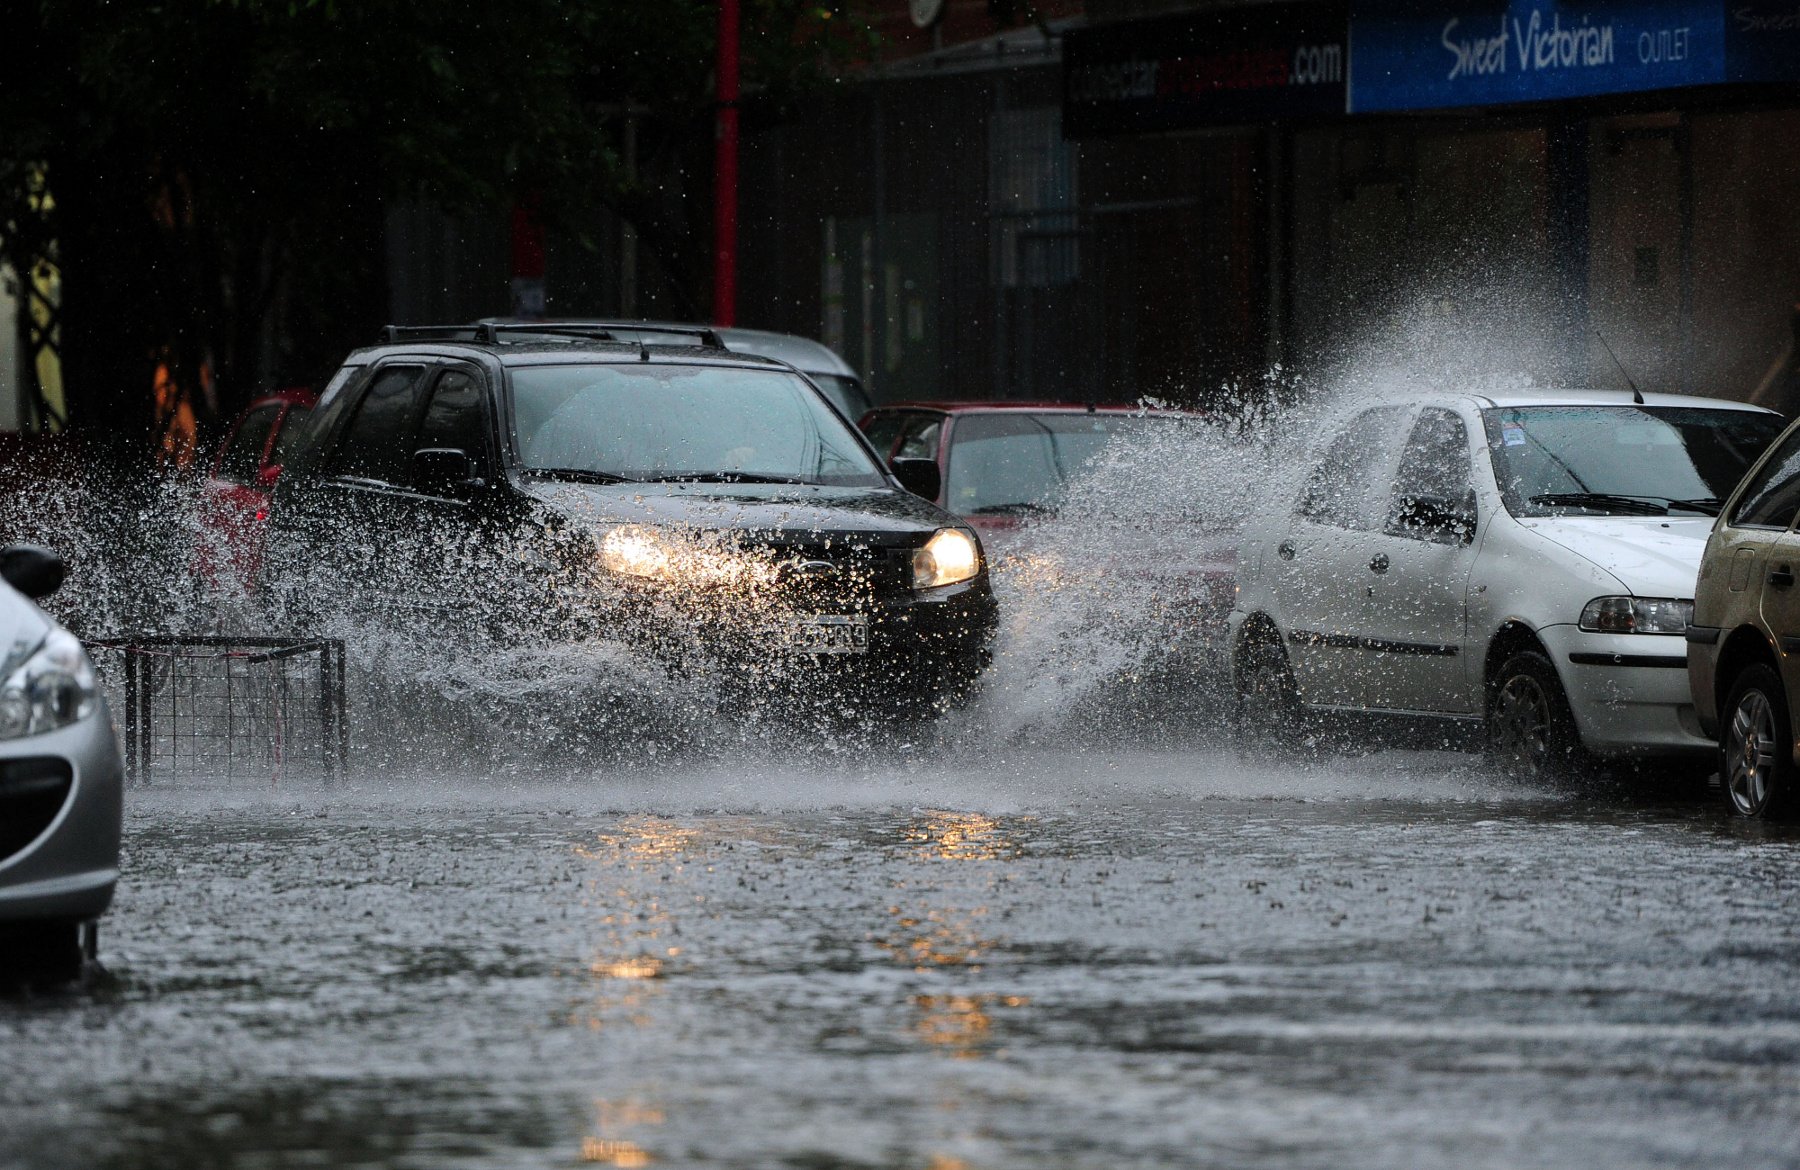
88,636 -> 346,785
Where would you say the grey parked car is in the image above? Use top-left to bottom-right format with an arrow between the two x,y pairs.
0,545 -> 121,982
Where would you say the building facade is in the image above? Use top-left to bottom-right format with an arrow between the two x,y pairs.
738,0 -> 1800,409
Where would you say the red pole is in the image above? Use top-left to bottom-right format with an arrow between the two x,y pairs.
712,0 -> 740,327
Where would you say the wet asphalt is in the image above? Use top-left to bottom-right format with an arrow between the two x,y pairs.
4,743 -> 1800,1169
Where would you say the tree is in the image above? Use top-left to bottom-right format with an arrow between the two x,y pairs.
0,0 -> 869,454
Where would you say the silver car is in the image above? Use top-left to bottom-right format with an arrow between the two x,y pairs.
0,545 -> 121,982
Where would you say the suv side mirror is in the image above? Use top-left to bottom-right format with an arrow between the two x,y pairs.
890,457 -> 941,501
1394,492 -> 1477,545
413,448 -> 483,495
0,544 -> 65,599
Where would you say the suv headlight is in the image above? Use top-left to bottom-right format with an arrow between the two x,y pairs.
598,525 -> 675,581
0,629 -> 98,738
913,528 -> 981,589
1578,596 -> 1693,635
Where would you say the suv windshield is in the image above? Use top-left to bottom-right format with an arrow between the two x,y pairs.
510,364 -> 887,487
1482,405 -> 1784,518
945,412 -> 1190,515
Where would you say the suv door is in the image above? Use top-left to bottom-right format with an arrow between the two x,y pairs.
299,362 -> 430,614
399,365 -> 509,607
1267,406 -> 1410,706
1352,406 -> 1482,713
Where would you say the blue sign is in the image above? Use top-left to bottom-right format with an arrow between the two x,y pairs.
1726,1 -> 1800,82
1349,0 -> 1798,112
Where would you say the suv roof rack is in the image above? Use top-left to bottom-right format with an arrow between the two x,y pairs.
376,322 -> 729,351
550,322 -> 728,350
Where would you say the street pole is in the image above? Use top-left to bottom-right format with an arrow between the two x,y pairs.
713,0 -> 739,327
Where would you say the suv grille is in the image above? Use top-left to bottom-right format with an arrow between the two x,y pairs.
764,541 -> 916,606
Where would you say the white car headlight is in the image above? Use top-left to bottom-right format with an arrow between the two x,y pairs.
1578,596 -> 1693,635
0,628 -> 98,739
913,528 -> 981,589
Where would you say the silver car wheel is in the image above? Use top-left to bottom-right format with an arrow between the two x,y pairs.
1726,687 -> 1778,817
1492,672 -> 1552,775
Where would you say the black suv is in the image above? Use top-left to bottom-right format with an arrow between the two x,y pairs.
264,324 -> 996,712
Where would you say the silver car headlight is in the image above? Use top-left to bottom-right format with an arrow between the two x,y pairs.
1578,596 -> 1693,635
0,628 -> 98,738
913,528 -> 981,589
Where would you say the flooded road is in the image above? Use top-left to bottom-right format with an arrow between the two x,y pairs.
5,746 -> 1800,1168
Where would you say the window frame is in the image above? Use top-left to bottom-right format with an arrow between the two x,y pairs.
1727,419 -> 1800,532
1293,406 -> 1410,533
321,362 -> 431,487
1384,406 -> 1477,542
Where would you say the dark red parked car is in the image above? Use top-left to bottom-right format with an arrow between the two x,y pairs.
198,387 -> 317,585
859,400 -> 1238,645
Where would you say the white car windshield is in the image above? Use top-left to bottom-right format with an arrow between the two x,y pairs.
1483,405 -> 1785,517
510,364 -> 887,487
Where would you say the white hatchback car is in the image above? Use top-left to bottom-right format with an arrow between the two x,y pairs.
1229,389 -> 1784,775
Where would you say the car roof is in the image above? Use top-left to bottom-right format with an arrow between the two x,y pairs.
472,318 -> 858,378
345,338 -> 796,373
659,324 -> 856,378
1465,387 -> 1778,413
869,400 -> 1204,417
239,386 -> 319,412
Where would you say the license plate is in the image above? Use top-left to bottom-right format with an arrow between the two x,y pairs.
792,615 -> 870,655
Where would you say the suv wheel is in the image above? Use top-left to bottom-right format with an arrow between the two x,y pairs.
1721,663 -> 1794,819
1488,650 -> 1583,780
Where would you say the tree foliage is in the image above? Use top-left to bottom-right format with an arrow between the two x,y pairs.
0,0 -> 870,449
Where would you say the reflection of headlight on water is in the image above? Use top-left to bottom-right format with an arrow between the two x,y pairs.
597,525 -> 777,590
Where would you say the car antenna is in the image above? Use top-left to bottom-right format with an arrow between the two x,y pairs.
1593,329 -> 1646,405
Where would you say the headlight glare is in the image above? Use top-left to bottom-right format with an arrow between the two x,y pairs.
913,528 -> 981,589
599,525 -> 676,581
0,629 -> 98,739
1578,595 -> 1692,635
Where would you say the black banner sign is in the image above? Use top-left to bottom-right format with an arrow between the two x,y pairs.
1063,2 -> 1348,137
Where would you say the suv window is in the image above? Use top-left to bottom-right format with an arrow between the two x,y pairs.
1386,408 -> 1473,536
1296,407 -> 1409,531
328,365 -> 426,483
1730,423 -> 1800,531
219,404 -> 279,484
416,369 -> 488,468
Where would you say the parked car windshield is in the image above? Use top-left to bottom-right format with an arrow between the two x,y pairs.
509,364 -> 887,487
1482,405 -> 1784,518
945,412 -> 1192,515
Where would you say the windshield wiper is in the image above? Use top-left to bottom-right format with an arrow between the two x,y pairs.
1528,492 -> 1670,516
524,467 -> 638,485
968,502 -> 1056,516
640,472 -> 809,485
1665,497 -> 1723,515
